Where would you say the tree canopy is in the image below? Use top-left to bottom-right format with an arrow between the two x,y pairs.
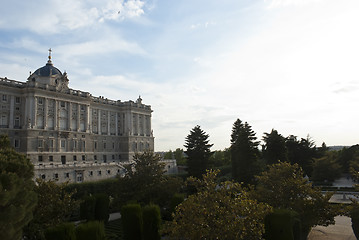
184,125 -> 213,178
253,162 -> 337,238
165,170 -> 272,240
230,119 -> 260,184
0,135 -> 37,240
262,129 -> 287,165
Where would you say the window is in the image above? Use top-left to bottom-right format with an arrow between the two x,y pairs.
82,155 -> 85,161
89,171 -> 93,176
112,142 -> 115,149
107,170 -> 111,174
94,141 -> 97,149
14,139 -> 20,148
103,142 -> 106,149
54,173 -> 58,179
98,170 -> 102,176
112,155 -> 115,160
103,155 -> 107,163
65,172 -> 69,178
38,139 -> 43,148
14,116 -> 20,128
38,98 -> 43,105
60,101 -> 65,108
61,140 -> 66,148
61,156 -> 66,164
2,95 -> 7,102
73,156 -> 77,161
38,156 -> 43,162
49,156 -> 53,161
41,174 -> 46,179
80,105 -> 85,111
49,139 -> 54,148
94,155 -> 97,160
15,97 -> 21,104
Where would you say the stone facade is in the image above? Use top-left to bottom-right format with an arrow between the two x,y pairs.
0,54 -> 154,183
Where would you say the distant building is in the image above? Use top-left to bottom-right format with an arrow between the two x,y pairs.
0,51 -> 154,183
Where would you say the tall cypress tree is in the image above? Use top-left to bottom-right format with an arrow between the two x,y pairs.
184,125 -> 213,178
230,119 -> 259,184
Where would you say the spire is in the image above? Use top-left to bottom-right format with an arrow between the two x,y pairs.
47,48 -> 53,65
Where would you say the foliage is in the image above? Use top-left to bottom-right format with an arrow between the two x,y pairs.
230,119 -> 260,184
0,135 -> 37,240
262,129 -> 287,165
173,148 -> 187,165
253,162 -> 337,239
113,151 -> 182,210
184,125 -> 213,178
338,145 -> 359,173
24,179 -> 78,239
121,203 -> 143,240
312,151 -> 342,184
285,135 -> 318,176
264,208 -> 301,240
142,204 -> 161,240
164,170 -> 272,240
75,221 -> 106,240
44,222 -> 76,240
350,202 -> 359,239
163,150 -> 173,159
80,195 -> 97,221
94,193 -> 110,223
65,178 -> 117,201
208,148 -> 231,168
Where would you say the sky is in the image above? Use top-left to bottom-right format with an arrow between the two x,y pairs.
0,0 -> 359,151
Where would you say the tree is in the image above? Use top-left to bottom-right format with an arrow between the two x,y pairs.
312,151 -> 342,184
285,135 -> 318,176
173,148 -> 186,165
262,129 -> 287,165
24,179 -> 78,239
0,135 -> 37,240
113,151 -> 182,209
253,162 -> 337,239
164,170 -> 272,239
184,125 -> 213,178
230,119 -> 260,184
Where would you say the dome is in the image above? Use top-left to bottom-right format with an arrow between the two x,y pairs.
33,61 -> 62,77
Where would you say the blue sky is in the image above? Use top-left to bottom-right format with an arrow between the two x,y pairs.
1,0 -> 359,151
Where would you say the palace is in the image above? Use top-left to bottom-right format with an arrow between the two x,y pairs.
0,51 -> 155,183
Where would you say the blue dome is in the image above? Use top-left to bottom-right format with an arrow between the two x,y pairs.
34,61 -> 62,76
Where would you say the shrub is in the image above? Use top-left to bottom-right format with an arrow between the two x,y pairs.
75,221 -> 106,240
45,222 -> 76,240
265,209 -> 301,240
142,204 -> 161,240
95,193 -> 110,223
351,207 -> 359,239
121,203 -> 143,240
80,195 -> 96,221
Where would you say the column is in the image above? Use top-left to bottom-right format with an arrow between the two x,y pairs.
54,100 -> 58,130
107,111 -> 110,135
86,105 -> 90,132
44,98 -> 48,129
137,114 -> 140,136
68,102 -> 72,131
77,104 -> 81,131
33,97 -> 37,128
9,95 -> 14,129
98,109 -> 101,134
115,113 -> 118,136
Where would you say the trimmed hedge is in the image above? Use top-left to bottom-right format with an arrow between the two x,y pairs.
265,208 -> 301,240
351,207 -> 359,239
142,204 -> 161,240
121,203 -> 143,240
45,222 -> 76,240
75,221 -> 106,240
80,196 -> 97,221
95,194 -> 110,223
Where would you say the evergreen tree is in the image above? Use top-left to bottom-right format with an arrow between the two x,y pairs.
230,119 -> 260,184
262,129 -> 287,165
184,125 -> 213,178
0,135 -> 37,240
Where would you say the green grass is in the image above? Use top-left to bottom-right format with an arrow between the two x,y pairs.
105,218 -> 123,240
